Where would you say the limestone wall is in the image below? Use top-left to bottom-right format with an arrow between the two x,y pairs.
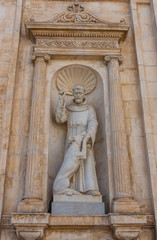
0,0 -> 157,239
0,0 -> 23,237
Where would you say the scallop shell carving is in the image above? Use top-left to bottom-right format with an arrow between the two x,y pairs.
56,65 -> 97,95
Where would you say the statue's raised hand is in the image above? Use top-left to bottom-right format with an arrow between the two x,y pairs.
58,89 -> 66,106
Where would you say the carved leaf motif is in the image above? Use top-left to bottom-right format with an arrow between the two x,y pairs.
56,65 -> 97,95
67,2 -> 84,13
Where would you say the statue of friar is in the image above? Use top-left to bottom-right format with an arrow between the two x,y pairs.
53,84 -> 100,196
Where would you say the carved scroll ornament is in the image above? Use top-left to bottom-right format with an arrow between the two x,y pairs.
52,2 -> 104,24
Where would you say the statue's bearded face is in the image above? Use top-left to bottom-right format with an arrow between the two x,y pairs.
73,88 -> 85,104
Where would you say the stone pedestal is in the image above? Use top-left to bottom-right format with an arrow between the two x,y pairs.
51,195 -> 105,215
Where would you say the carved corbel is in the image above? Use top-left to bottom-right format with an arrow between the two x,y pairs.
113,226 -> 142,240
16,227 -> 44,240
12,213 -> 49,240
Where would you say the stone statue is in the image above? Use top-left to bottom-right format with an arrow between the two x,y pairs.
53,84 -> 100,196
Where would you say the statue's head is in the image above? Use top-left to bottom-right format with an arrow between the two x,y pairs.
72,84 -> 85,104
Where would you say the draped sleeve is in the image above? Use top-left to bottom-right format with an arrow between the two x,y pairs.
55,101 -> 68,124
86,106 -> 98,146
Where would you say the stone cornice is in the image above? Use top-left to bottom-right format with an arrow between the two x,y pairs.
9,213 -> 154,229
9,213 -> 155,240
25,21 -> 129,44
25,2 -> 129,49
32,46 -> 121,57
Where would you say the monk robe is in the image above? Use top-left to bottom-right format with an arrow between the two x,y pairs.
55,99 -> 99,193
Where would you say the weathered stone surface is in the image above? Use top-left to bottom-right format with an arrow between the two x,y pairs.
0,0 -> 157,239
11,213 -> 154,239
12,213 -> 49,240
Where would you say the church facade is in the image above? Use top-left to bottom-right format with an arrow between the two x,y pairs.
0,0 -> 157,239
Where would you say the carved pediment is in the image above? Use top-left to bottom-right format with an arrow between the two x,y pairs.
51,2 -> 105,24
25,1 -> 129,54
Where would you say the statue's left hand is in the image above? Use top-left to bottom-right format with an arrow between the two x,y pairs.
83,133 -> 91,143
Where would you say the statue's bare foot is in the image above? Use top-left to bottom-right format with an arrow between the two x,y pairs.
66,191 -> 72,196
86,190 -> 101,196
92,191 -> 101,196
65,189 -> 82,196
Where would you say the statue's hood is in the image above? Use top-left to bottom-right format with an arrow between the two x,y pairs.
66,99 -> 91,112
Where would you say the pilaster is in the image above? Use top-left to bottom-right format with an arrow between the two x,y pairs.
17,53 -> 50,213
104,55 -> 140,213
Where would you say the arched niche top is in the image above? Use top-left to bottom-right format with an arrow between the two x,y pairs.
55,64 -> 97,95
